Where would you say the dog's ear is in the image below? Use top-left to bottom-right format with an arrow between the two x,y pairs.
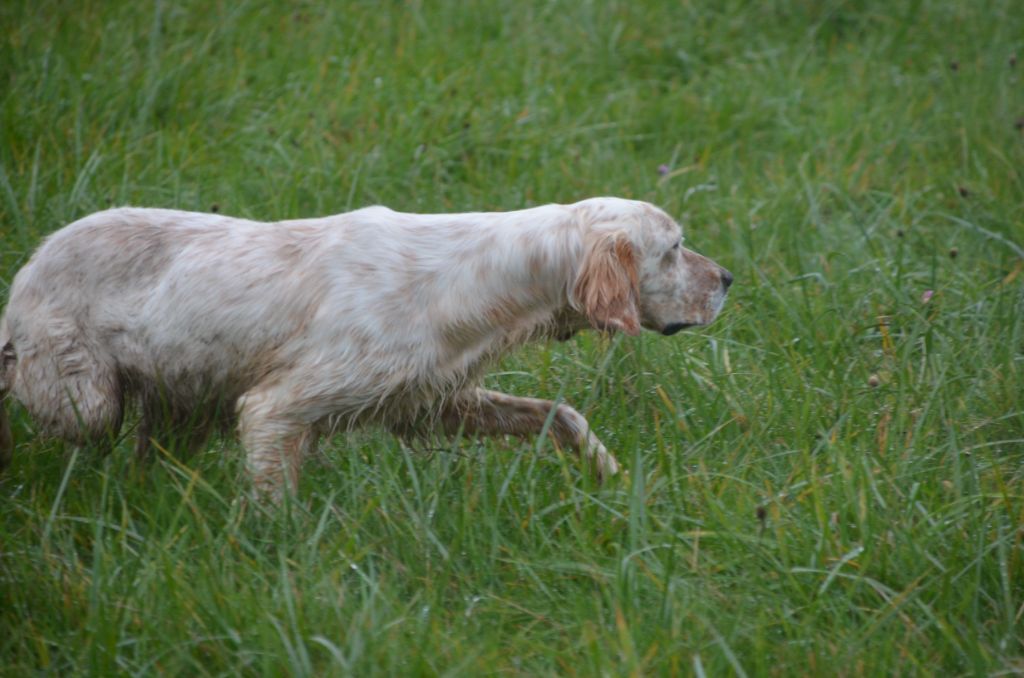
572,231 -> 641,335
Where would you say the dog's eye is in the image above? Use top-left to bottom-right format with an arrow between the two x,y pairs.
671,240 -> 682,251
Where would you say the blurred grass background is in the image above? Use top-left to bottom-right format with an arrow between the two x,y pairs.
1,0 -> 1022,674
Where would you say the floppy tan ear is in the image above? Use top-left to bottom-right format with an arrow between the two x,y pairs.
572,231 -> 641,335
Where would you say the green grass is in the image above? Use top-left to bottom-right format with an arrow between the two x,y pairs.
2,0 -> 1023,674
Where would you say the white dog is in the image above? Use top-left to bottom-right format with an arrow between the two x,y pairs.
0,198 -> 731,499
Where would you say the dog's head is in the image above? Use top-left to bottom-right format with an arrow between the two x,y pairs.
571,198 -> 731,336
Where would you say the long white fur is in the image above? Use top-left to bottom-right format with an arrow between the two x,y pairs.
0,197 -> 730,498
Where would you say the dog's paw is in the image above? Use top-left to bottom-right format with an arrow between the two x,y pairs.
585,434 -> 620,482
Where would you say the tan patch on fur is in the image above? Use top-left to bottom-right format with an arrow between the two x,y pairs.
485,300 -> 520,327
528,251 -> 546,276
573,232 -> 641,335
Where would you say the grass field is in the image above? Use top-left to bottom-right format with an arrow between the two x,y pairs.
2,0 -> 1023,674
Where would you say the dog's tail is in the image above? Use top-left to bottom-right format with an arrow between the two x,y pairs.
0,316 -> 14,471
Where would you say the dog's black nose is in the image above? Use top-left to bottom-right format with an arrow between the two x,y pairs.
720,269 -> 734,290
662,322 -> 691,336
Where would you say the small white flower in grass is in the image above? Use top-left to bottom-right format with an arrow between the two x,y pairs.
921,289 -> 934,304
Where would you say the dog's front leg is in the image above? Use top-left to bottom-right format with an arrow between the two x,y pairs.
440,388 -> 620,480
237,387 -> 317,501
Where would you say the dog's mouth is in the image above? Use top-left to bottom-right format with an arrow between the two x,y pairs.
661,322 -> 696,336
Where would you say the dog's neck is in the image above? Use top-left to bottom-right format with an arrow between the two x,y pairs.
428,207 -> 589,370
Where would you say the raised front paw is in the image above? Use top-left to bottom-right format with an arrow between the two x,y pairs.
584,431 -> 620,482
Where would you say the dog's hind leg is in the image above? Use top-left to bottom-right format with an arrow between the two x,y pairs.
9,318 -> 124,450
0,340 -> 15,470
